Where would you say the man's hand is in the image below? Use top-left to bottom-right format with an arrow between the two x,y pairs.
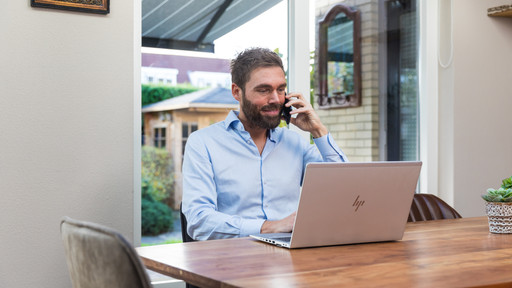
260,212 -> 297,234
285,92 -> 328,138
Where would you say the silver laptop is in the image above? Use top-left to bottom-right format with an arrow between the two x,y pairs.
250,161 -> 422,249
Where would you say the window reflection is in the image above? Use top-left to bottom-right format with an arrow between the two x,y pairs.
318,4 -> 361,108
327,13 -> 354,97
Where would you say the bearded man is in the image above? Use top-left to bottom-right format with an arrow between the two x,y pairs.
181,47 -> 347,240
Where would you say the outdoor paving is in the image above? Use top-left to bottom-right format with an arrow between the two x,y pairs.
141,213 -> 182,245
141,214 -> 183,285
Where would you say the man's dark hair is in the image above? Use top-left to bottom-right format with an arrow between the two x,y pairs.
230,47 -> 285,92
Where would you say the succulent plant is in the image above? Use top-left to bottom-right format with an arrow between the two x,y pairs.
502,176 -> 512,189
482,176 -> 512,202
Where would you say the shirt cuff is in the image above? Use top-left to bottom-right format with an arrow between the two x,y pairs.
313,133 -> 348,162
239,218 -> 266,237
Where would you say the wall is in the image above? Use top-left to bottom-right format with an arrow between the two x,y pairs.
0,1 -> 140,287
315,0 -> 380,162
447,0 -> 512,216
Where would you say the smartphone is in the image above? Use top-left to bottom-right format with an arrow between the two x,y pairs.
282,93 -> 292,125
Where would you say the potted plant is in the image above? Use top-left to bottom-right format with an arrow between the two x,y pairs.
482,175 -> 512,233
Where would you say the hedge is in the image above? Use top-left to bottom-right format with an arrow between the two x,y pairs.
141,193 -> 173,236
142,84 -> 201,106
141,146 -> 174,203
141,146 -> 174,236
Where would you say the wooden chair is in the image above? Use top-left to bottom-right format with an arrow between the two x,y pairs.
408,193 -> 462,222
60,216 -> 152,288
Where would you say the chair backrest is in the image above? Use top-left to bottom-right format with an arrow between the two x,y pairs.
60,216 -> 152,288
180,203 -> 196,242
408,193 -> 462,222
179,204 -> 199,288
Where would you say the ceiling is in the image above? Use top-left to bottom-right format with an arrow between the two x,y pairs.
142,0 -> 282,53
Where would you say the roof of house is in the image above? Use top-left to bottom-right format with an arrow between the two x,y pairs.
142,53 -> 231,84
141,87 -> 239,113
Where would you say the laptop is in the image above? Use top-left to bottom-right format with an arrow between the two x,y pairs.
250,161 -> 422,249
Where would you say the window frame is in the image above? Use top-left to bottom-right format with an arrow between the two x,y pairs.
317,4 -> 362,109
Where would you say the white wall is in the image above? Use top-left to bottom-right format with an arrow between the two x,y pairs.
437,0 -> 512,216
0,1 -> 140,287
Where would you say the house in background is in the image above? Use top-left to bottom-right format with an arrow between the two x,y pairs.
142,87 -> 239,209
141,52 -> 235,209
142,52 -> 232,88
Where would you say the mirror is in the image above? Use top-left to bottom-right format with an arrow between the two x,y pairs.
318,4 -> 361,108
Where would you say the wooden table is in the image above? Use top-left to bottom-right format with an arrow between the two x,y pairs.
137,217 -> 512,287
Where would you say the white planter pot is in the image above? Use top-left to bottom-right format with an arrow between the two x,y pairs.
486,202 -> 512,233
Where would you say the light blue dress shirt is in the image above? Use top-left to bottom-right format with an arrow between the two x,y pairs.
182,110 -> 347,240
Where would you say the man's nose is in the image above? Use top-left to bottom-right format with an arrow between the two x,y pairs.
268,90 -> 280,103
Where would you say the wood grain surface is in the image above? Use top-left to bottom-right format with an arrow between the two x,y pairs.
137,217 -> 512,288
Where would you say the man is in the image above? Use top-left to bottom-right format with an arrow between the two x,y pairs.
182,48 -> 347,240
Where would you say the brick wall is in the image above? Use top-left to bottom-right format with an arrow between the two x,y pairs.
315,0 -> 380,162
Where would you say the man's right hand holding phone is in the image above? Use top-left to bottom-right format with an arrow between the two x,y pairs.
284,92 -> 328,139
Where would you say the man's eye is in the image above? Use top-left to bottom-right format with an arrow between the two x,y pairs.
258,89 -> 270,93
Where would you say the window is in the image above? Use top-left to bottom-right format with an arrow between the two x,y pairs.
314,0 -> 419,163
317,4 -> 362,108
181,122 -> 198,156
140,0 -> 288,250
153,127 -> 166,148
385,0 -> 419,161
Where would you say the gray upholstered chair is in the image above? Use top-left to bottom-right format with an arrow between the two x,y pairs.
60,216 -> 152,288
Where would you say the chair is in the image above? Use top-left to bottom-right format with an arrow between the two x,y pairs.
408,193 -> 462,222
180,203 -> 200,288
60,216 -> 152,288
180,203 -> 196,243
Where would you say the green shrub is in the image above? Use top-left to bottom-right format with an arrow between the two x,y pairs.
141,146 -> 173,203
142,84 -> 201,106
141,194 -> 173,235
141,146 -> 175,235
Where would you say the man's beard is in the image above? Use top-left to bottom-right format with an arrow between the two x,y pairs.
241,92 -> 282,130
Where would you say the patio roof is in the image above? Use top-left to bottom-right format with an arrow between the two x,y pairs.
141,87 -> 239,112
142,0 -> 282,53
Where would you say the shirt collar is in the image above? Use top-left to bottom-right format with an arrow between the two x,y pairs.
268,127 -> 278,142
224,110 -> 279,143
224,110 -> 242,131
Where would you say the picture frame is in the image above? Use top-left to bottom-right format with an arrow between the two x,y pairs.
31,0 -> 110,15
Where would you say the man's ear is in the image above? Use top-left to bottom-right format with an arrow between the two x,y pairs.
232,83 -> 242,102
